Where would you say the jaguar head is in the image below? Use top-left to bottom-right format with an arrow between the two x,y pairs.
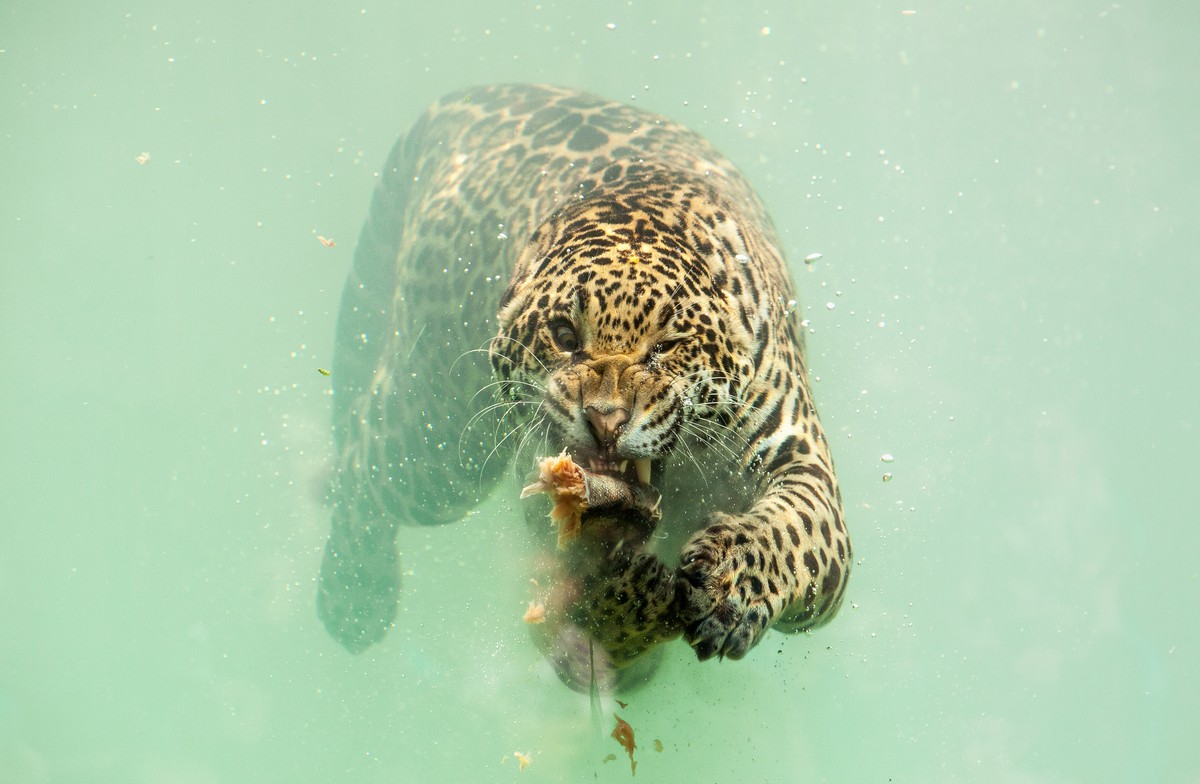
490,195 -> 755,486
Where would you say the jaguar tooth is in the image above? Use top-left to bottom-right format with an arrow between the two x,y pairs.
635,458 -> 652,486
619,460 -> 629,474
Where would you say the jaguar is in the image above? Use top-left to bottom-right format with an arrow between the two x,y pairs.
317,83 -> 851,686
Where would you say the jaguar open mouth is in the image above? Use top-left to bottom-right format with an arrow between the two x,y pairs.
569,449 -> 656,487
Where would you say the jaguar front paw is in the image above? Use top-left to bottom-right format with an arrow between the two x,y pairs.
677,517 -> 786,661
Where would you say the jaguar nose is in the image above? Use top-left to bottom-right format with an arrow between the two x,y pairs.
585,405 -> 629,447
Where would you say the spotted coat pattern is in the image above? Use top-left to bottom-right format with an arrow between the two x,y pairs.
318,84 -> 850,664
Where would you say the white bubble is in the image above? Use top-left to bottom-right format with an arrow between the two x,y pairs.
804,252 -> 822,264
881,453 -> 895,463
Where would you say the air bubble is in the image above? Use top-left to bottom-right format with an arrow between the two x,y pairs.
804,252 -> 822,264
881,453 -> 895,463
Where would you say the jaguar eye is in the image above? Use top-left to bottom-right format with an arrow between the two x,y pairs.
550,320 -> 579,353
653,337 -> 684,356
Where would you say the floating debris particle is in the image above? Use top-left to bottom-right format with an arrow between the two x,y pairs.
134,151 -> 151,165
603,753 -> 617,763
514,751 -> 531,771
653,738 -> 663,753
615,699 -> 628,709
882,472 -> 893,482
612,714 -> 637,776
317,235 -> 336,247
522,601 -> 546,624
317,367 -> 331,376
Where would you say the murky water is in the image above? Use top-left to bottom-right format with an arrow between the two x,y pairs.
3,2 -> 1197,782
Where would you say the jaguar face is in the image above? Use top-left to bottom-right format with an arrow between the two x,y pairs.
492,222 -> 753,488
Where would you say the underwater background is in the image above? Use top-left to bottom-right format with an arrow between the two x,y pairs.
2,2 -> 1197,782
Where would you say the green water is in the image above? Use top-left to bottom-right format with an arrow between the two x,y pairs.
3,2 -> 1196,782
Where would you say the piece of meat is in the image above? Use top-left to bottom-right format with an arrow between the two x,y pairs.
612,713 -> 637,776
520,451 -> 660,548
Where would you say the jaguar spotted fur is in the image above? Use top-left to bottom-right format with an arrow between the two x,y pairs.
317,84 -> 851,684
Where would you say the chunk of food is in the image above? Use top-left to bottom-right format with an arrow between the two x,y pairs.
611,713 -> 637,776
520,452 -> 589,547
520,451 -> 660,549
522,601 -> 546,624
